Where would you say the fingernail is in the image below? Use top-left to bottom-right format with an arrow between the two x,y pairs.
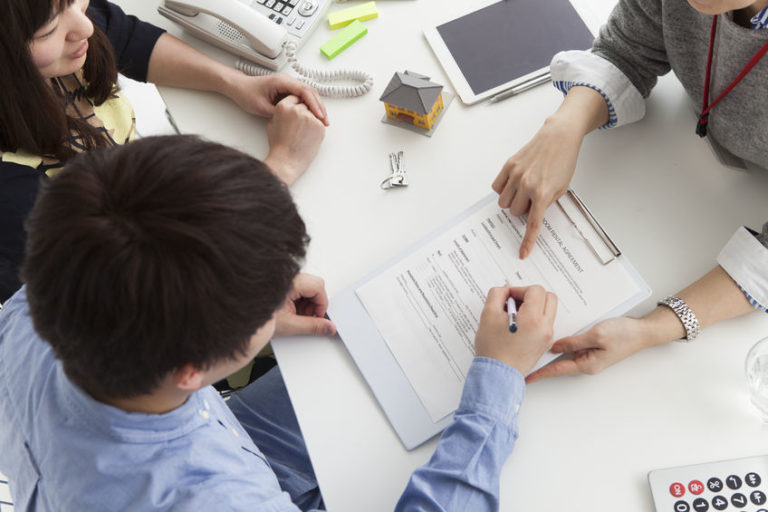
324,326 -> 334,336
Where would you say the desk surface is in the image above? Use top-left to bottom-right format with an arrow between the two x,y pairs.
117,1 -> 768,510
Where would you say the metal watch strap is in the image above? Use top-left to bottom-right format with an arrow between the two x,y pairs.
657,296 -> 700,342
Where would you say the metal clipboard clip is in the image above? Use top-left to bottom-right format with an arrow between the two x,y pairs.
555,189 -> 621,265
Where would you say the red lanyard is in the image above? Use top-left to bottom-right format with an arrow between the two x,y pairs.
697,14 -> 768,137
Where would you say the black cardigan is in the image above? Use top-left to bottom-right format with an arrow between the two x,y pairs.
0,1 -> 165,302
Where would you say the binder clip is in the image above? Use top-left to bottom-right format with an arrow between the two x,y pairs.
381,151 -> 408,190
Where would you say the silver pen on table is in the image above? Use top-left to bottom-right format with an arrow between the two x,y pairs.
488,72 -> 552,103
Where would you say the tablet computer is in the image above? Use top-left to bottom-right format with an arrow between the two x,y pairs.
424,0 -> 595,105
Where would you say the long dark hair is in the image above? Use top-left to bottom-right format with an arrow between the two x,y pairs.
0,0 -> 118,161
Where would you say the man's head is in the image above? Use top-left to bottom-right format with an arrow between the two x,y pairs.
22,135 -> 308,399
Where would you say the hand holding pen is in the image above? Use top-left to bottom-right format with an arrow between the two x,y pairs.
474,286 -> 558,375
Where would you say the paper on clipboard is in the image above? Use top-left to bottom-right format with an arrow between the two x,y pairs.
329,191 -> 650,445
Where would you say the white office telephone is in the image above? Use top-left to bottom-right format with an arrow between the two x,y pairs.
159,0 -> 373,97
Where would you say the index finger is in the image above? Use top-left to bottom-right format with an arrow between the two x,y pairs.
525,358 -> 581,383
517,285 -> 546,315
483,286 -> 512,314
276,94 -> 301,108
519,199 -> 547,259
289,83 -> 328,125
543,291 -> 558,324
306,88 -> 329,126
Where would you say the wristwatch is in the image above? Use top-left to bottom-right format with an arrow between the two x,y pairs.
657,296 -> 700,342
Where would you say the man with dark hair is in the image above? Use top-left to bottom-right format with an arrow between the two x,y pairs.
0,135 -> 558,511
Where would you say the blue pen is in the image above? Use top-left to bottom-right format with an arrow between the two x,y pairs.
506,297 -> 518,333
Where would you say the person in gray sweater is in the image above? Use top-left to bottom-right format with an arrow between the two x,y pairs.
491,0 -> 768,381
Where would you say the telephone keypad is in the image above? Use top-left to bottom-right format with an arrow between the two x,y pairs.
252,0 -> 321,37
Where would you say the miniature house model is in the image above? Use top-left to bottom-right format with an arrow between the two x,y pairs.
380,71 -> 444,130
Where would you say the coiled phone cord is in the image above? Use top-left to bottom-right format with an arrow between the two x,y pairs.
235,41 -> 374,98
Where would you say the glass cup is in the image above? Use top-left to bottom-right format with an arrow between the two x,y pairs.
746,336 -> 768,421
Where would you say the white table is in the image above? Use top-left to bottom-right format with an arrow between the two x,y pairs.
117,1 -> 768,510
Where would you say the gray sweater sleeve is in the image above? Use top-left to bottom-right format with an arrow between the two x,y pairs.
592,0 -> 671,97
758,223 -> 768,249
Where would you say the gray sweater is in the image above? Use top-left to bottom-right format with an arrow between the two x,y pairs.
592,0 -> 768,168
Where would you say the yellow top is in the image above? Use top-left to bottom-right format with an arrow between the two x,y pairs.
0,69 -> 135,177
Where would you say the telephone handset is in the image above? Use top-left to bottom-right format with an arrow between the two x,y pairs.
159,0 -> 293,69
159,0 -> 373,97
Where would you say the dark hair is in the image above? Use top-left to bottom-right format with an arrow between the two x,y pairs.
0,0 -> 117,161
22,135 -> 309,398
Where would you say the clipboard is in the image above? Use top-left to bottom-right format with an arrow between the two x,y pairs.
328,191 -> 650,450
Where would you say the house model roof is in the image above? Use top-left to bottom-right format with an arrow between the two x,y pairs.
379,71 -> 443,115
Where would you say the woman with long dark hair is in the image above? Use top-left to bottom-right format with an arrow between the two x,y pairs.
0,0 -> 328,302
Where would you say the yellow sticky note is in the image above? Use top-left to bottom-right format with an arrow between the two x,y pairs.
328,1 -> 378,30
320,20 -> 368,59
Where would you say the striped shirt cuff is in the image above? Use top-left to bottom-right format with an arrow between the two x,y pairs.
751,6 -> 768,29
553,81 -> 617,129
737,284 -> 768,313
717,226 -> 768,313
550,50 -> 646,129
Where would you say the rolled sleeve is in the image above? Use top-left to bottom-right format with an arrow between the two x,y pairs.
87,0 -> 166,82
717,225 -> 768,311
395,358 -> 526,512
550,50 -> 646,129
457,357 -> 525,426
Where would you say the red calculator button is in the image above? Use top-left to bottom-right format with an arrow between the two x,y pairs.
688,480 -> 704,495
670,482 -> 686,497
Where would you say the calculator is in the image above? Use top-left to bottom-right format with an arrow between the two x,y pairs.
648,455 -> 768,511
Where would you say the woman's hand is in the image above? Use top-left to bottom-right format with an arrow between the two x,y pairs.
226,72 -> 328,126
525,316 -> 654,382
492,86 -> 609,259
264,95 -> 326,185
146,34 -> 328,125
526,266 -> 758,383
492,117 -> 584,259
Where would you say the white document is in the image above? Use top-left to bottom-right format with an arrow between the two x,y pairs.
0,471 -> 13,512
117,75 -> 179,138
355,193 -> 644,422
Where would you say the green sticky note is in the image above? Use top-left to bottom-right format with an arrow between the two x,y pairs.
320,20 -> 368,60
328,1 -> 378,30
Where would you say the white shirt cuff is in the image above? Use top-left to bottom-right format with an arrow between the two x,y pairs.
550,50 -> 646,129
717,227 -> 768,309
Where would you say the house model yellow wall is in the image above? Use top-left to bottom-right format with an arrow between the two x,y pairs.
384,93 -> 444,130
380,70 -> 445,131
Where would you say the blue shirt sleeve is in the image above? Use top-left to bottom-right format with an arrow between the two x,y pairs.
87,0 -> 166,82
395,357 -> 525,512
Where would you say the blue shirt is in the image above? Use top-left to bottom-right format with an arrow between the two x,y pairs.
0,288 -> 526,511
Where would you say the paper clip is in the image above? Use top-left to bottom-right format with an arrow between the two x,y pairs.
381,151 -> 409,189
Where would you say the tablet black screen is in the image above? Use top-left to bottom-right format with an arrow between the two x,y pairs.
436,0 -> 595,95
